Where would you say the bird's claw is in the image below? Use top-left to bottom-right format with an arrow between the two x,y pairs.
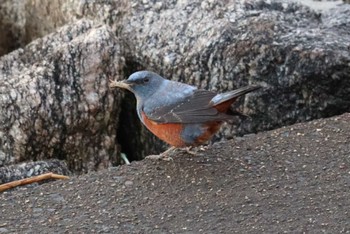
145,154 -> 173,161
145,146 -> 176,161
109,78 -> 118,88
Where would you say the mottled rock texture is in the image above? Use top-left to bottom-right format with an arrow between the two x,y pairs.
120,0 -> 350,136
0,159 -> 69,184
0,0 -> 349,178
0,20 -> 125,173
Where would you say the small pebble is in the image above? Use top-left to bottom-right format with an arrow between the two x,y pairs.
125,181 -> 133,187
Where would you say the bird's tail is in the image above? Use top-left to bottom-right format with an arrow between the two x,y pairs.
210,85 -> 261,106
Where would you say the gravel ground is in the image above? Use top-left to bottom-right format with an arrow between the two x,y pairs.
1,113 -> 350,233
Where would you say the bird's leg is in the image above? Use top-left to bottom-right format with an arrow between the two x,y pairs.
145,144 -> 210,160
145,146 -> 176,161
183,145 -> 209,155
184,146 -> 198,155
108,77 -> 118,87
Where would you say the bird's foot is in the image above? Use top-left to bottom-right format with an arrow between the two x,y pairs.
145,145 -> 210,160
109,78 -> 119,88
145,154 -> 173,161
184,146 -> 198,155
183,145 -> 209,155
145,146 -> 176,161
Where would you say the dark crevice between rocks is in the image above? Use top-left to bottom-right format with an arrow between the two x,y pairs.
0,18 -> 22,57
116,89 -> 167,162
116,92 -> 143,161
116,64 -> 167,162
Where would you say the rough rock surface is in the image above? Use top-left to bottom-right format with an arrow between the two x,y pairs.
6,0 -> 349,135
0,20 -> 125,172
0,0 -> 349,175
120,0 -> 350,137
0,159 -> 70,184
1,113 -> 349,233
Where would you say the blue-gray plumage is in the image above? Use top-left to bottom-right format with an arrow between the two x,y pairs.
110,71 -> 260,147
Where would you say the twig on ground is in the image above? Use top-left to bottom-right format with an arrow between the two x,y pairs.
0,172 -> 69,192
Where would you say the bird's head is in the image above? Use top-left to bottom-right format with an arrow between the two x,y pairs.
110,71 -> 166,100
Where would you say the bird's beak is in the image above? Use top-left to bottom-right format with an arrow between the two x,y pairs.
109,79 -> 132,91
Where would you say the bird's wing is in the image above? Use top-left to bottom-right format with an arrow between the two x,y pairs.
144,89 -> 233,124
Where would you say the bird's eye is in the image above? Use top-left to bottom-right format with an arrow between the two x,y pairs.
144,78 -> 150,83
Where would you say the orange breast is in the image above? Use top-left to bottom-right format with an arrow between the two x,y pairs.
141,113 -> 224,147
141,112 -> 187,147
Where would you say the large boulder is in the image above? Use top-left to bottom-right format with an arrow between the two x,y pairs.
119,0 -> 350,135
0,20 -> 125,172
0,0 -> 349,176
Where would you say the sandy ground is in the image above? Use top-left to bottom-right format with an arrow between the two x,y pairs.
1,113 -> 350,233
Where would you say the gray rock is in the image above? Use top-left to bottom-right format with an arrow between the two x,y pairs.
0,0 -> 350,176
119,0 -> 350,137
0,20 -> 125,172
117,0 -> 350,156
0,159 -> 70,184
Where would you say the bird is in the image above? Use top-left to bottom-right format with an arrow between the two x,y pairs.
110,71 -> 260,159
